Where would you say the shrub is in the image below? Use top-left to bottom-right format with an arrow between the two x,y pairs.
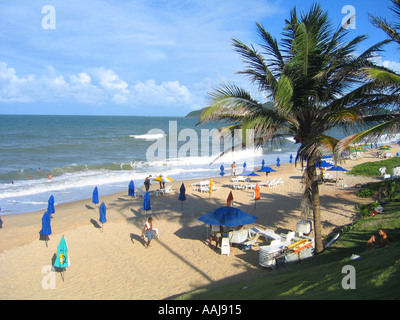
354,201 -> 380,218
356,188 -> 376,198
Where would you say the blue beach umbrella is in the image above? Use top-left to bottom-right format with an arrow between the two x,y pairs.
289,154 -> 293,164
276,157 -> 280,168
219,165 -> 225,177
54,235 -> 70,281
327,165 -> 348,182
40,210 -> 52,247
143,191 -> 151,212
128,180 -> 135,197
316,160 -> 333,168
327,165 -> 348,172
99,202 -> 107,231
198,206 -> 257,227
47,195 -> 55,215
257,166 -> 277,173
261,159 -> 265,169
257,166 -> 277,176
241,162 -> 252,175
92,186 -> 99,206
178,183 -> 186,210
247,171 -> 260,177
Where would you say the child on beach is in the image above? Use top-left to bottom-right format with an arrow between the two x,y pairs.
141,217 -> 159,248
230,162 -> 236,177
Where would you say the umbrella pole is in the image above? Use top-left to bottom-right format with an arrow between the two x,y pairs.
60,268 -> 65,282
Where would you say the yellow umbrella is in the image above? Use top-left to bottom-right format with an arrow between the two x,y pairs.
209,178 -> 214,200
153,175 -> 173,182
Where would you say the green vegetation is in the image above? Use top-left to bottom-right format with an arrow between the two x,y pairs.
185,108 -> 208,118
348,157 -> 400,177
176,160 -> 400,300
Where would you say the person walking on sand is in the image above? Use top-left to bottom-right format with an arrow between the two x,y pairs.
144,175 -> 152,191
230,162 -> 237,177
141,217 -> 159,247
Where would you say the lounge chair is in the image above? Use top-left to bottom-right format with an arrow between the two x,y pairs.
232,176 -> 250,183
149,189 -> 160,197
221,238 -> 230,256
195,185 -> 219,193
134,189 -> 146,198
266,179 -> 278,187
258,240 -> 287,268
259,180 -> 272,187
244,183 -> 256,191
191,180 -> 209,187
228,229 -> 249,245
249,227 -> 281,242
160,185 -> 174,195
232,184 -> 245,190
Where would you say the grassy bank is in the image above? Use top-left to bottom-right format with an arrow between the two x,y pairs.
176,159 -> 400,300
177,210 -> 400,300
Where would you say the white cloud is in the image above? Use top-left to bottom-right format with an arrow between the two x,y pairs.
91,67 -> 129,92
0,62 -> 36,102
132,79 -> 194,106
0,62 -> 127,104
373,56 -> 400,73
0,62 -> 202,110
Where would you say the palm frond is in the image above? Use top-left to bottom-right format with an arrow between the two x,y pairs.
334,117 -> 400,158
365,67 -> 400,85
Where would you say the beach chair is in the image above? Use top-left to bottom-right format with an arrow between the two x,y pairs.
228,229 -> 249,245
149,189 -> 160,197
266,179 -> 278,187
232,184 -> 245,190
249,227 -> 281,243
160,185 -> 174,195
221,238 -> 230,256
134,189 -> 146,198
259,180 -> 272,187
243,232 -> 263,250
280,231 -> 295,243
200,186 -> 220,193
200,180 -> 210,187
258,239 -> 287,268
244,184 -> 256,191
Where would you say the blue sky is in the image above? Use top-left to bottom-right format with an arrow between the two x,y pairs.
0,0 -> 399,116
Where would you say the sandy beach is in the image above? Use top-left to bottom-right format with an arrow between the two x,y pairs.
0,146 -> 397,300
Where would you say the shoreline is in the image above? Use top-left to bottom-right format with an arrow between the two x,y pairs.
0,146 -> 397,299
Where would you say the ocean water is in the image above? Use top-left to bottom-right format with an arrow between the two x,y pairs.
0,114 -> 398,215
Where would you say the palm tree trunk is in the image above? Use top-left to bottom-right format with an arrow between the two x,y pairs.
306,159 -> 324,254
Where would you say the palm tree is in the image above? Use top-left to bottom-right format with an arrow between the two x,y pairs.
370,0 -> 400,46
335,0 -> 400,154
364,0 -> 400,96
200,3 -> 396,254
